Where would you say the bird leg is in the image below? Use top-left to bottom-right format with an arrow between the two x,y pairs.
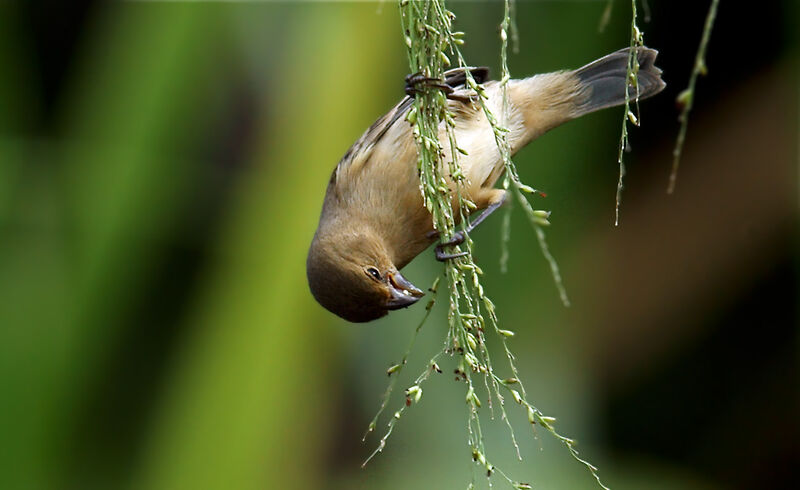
433,194 -> 507,261
404,72 -> 474,103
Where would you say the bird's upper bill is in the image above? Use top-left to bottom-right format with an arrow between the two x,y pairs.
385,272 -> 424,310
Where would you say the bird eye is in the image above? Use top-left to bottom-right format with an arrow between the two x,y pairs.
366,267 -> 382,281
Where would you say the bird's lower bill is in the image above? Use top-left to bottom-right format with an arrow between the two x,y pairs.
385,272 -> 424,310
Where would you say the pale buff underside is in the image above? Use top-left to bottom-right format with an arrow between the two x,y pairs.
323,71 -> 586,269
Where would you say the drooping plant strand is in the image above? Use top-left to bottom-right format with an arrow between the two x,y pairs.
363,1 -> 607,488
668,0 -> 720,194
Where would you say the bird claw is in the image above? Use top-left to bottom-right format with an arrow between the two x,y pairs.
428,195 -> 507,262
439,230 -> 466,247
433,231 -> 467,262
435,247 -> 468,262
405,72 -> 472,102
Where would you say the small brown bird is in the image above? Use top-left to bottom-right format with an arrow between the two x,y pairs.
308,47 -> 665,322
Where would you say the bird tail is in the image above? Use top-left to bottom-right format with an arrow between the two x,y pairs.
507,47 -> 665,149
572,46 -> 666,117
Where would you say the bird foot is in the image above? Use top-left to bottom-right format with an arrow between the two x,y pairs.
433,231 -> 468,262
404,73 -> 474,103
428,195 -> 507,262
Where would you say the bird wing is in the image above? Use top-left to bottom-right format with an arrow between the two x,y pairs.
329,66 -> 491,189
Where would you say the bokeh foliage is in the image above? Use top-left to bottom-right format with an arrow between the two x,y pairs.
0,1 -> 796,490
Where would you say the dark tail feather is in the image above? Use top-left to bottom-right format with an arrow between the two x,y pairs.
573,47 -> 666,116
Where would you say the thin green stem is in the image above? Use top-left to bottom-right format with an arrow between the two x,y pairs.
597,0 -> 614,33
614,0 -> 644,226
668,0 -> 720,194
365,2 -> 604,488
362,277 -> 440,442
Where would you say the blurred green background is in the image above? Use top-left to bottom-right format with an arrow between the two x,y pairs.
0,1 -> 796,489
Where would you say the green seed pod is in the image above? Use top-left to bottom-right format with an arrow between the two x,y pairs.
406,107 -> 418,124
676,88 -> 693,108
466,332 -> 477,351
405,385 -> 423,403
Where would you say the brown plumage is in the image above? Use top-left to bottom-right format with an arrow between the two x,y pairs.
307,47 -> 665,323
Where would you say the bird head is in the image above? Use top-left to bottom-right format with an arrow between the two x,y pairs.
306,228 -> 425,322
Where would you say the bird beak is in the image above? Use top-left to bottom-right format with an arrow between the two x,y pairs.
385,272 -> 425,310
